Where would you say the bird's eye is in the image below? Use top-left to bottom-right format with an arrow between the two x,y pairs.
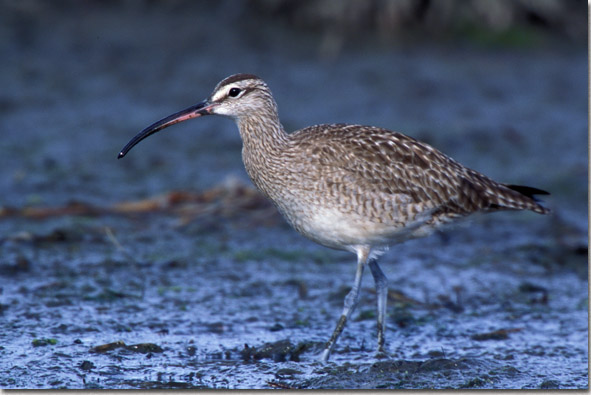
229,87 -> 241,97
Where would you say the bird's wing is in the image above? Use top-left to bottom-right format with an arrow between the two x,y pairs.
292,124 -> 472,208
290,124 -> 548,217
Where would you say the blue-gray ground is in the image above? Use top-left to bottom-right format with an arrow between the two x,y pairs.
0,2 -> 587,389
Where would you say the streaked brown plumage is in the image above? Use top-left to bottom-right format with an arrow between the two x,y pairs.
118,73 -> 550,361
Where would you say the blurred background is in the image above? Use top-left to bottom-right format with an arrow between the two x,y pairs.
0,0 -> 586,211
0,0 -> 587,389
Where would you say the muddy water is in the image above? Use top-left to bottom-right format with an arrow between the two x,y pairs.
0,2 -> 587,390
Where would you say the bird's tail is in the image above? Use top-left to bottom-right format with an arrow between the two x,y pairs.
493,184 -> 551,214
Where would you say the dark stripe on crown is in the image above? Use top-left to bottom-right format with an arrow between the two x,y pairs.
218,73 -> 261,88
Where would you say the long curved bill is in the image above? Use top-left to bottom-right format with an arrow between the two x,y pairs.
118,100 -> 216,159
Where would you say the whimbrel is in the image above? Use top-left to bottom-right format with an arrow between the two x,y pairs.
118,73 -> 550,361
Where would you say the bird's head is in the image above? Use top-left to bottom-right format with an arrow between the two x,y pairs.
118,73 -> 276,159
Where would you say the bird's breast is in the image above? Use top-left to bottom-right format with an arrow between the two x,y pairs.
241,145 -> 441,251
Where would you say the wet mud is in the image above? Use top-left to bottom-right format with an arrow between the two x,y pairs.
0,2 -> 587,390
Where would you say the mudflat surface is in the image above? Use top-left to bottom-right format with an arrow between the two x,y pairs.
0,2 -> 587,390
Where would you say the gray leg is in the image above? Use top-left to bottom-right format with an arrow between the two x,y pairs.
320,250 -> 368,362
368,259 -> 388,354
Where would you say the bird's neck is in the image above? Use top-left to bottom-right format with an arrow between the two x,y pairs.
236,110 -> 289,157
236,111 -> 290,197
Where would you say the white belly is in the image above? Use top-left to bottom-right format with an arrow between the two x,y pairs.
281,204 -> 435,253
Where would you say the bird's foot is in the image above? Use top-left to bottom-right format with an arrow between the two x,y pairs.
374,348 -> 390,360
319,348 -> 331,362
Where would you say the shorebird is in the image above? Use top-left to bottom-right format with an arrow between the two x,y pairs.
118,73 -> 550,362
